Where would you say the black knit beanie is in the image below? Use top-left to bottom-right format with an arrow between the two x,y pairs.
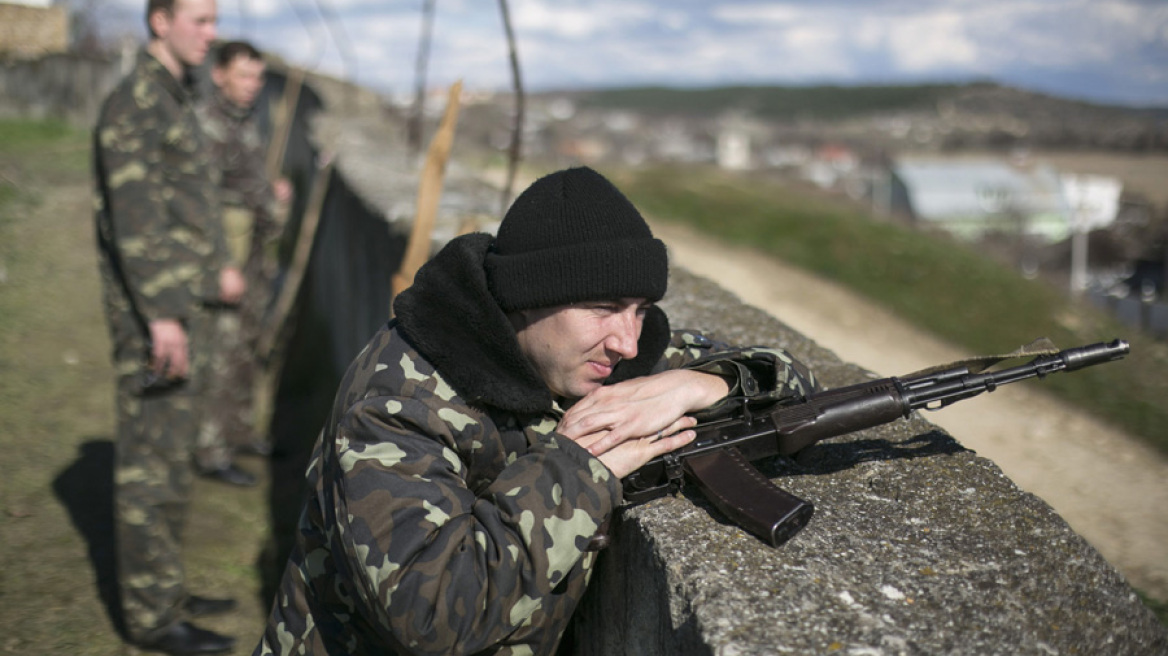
485,166 -> 668,312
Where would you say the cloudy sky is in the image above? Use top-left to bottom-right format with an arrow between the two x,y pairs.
80,0 -> 1168,107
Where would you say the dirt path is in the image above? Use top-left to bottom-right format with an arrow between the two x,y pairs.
650,218 -> 1168,600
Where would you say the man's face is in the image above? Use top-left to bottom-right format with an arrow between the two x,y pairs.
154,0 -> 217,68
513,298 -> 649,400
213,55 -> 265,108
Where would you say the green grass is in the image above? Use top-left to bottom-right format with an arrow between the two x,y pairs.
1139,591 -> 1168,626
0,117 -> 76,150
613,164 -> 1168,454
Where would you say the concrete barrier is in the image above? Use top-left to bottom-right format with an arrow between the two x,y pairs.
306,100 -> 1167,654
568,270 -> 1168,655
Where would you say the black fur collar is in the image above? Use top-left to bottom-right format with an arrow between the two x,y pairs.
392,233 -> 670,415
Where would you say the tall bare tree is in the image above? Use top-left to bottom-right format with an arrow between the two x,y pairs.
409,0 -> 437,158
65,0 -> 105,56
498,0 -> 523,215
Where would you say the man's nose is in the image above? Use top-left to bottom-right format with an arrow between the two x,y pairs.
606,309 -> 641,360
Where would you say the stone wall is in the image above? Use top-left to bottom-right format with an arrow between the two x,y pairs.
0,3 -> 68,59
0,53 -> 121,125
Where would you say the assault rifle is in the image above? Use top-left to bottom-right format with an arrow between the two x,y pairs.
623,339 -> 1130,548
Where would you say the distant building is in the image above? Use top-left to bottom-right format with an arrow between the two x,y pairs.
717,126 -> 751,170
893,157 -> 1120,243
0,2 -> 68,59
652,119 -> 709,163
716,112 -> 771,171
802,143 -> 860,189
1060,174 -> 1123,234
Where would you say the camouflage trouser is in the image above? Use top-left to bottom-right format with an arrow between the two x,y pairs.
194,206 -> 270,473
113,309 -> 213,643
194,305 -> 258,472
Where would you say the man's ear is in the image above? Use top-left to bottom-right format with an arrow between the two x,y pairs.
210,65 -> 226,88
148,8 -> 171,40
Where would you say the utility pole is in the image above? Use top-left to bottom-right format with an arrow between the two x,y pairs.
1069,199 -> 1089,295
1062,174 -> 1122,296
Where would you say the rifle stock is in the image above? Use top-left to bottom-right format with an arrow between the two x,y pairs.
623,339 -> 1130,546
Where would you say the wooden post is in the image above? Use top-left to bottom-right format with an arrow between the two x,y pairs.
266,67 -> 304,182
391,79 -> 463,301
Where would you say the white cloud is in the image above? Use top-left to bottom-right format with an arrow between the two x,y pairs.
81,0 -> 1168,105
712,4 -> 804,25
245,0 -> 283,19
510,0 -> 658,40
886,11 -> 980,72
512,4 -> 603,39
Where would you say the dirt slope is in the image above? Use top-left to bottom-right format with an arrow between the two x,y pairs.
650,218 -> 1168,601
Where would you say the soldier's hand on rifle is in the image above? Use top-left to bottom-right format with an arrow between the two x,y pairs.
578,428 -> 695,480
218,265 -> 246,305
148,319 -> 189,380
558,369 -> 729,478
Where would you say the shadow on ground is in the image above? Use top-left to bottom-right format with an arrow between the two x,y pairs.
51,438 -> 126,639
791,429 -> 970,475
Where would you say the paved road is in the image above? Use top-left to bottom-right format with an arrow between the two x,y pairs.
651,218 -> 1168,600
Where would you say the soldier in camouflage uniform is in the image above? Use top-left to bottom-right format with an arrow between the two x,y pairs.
255,167 -> 817,656
92,0 -> 243,653
193,40 -> 286,486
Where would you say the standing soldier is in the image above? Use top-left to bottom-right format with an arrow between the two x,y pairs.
194,40 -> 289,486
92,0 -> 242,652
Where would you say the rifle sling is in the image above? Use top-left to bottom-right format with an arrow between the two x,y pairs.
682,447 -> 815,547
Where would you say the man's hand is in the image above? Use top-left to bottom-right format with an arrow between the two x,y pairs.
582,430 -> 695,480
218,266 -> 246,305
148,319 -> 189,380
558,369 -> 730,478
273,177 -> 293,204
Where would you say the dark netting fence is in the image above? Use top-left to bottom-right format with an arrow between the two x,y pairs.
256,73 -> 410,600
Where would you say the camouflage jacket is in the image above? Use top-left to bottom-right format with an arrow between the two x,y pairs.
93,49 -> 229,349
194,89 -> 275,218
256,234 -> 816,656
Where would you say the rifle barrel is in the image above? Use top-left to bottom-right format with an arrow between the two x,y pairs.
622,339 -> 1130,507
1060,339 -> 1130,371
904,339 -> 1130,411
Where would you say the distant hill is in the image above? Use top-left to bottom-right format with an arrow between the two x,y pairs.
538,82 -> 1168,152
